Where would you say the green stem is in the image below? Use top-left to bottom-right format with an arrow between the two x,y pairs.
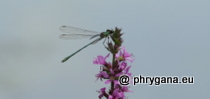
111,49 -> 116,93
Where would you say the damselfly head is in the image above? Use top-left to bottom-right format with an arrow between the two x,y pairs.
106,29 -> 114,34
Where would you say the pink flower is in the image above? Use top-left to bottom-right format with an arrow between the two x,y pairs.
116,46 -> 135,62
121,86 -> 133,93
93,53 -> 110,65
98,87 -> 107,99
105,69 -> 123,85
119,61 -> 127,70
108,88 -> 125,99
124,66 -> 132,76
96,71 -> 109,81
119,61 -> 132,76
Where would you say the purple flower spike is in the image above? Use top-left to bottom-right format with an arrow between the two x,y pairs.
93,29 -> 134,98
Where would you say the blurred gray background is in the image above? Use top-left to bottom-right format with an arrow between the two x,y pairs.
1,0 -> 209,99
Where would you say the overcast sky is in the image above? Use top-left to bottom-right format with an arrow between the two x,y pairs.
1,0 -> 209,99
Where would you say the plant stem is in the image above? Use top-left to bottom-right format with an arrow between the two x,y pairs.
111,47 -> 116,93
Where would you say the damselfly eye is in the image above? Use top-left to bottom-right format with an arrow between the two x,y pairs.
106,29 -> 113,33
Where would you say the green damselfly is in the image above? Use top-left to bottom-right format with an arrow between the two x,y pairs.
59,26 -> 113,63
